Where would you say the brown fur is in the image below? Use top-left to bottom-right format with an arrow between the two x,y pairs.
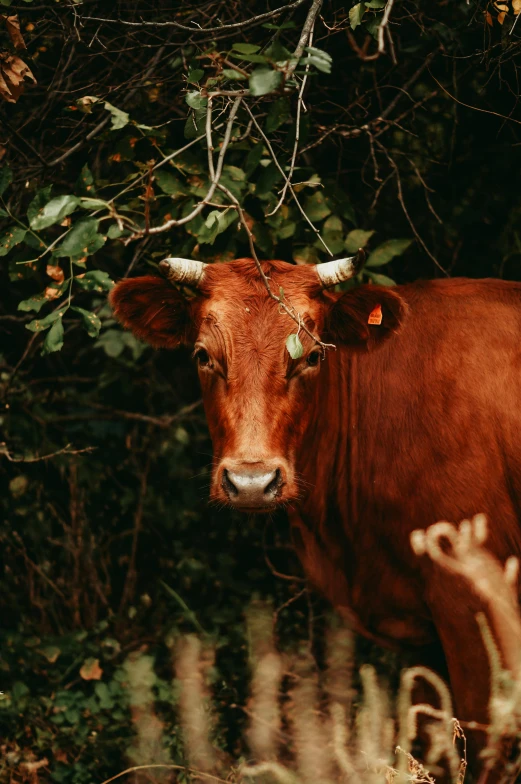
111,261 -> 521,778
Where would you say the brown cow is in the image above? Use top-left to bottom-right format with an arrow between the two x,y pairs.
111,256 -> 521,778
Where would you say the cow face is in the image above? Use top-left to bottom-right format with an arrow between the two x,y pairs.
110,258 -> 406,512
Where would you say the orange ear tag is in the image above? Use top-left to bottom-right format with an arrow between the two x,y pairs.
368,304 -> 383,325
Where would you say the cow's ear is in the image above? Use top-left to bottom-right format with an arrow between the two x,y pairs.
110,276 -> 192,349
326,285 -> 407,350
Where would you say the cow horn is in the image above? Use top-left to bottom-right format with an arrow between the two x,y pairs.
159,257 -> 208,288
315,249 -> 366,289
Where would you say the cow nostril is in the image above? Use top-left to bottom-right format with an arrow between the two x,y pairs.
222,469 -> 238,497
264,468 -> 283,497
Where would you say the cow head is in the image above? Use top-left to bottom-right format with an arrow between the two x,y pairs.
110,256 -> 406,512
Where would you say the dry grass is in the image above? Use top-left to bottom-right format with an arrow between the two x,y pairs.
118,514 -> 521,784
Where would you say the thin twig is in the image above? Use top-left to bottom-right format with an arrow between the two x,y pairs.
377,0 -> 397,63
0,442 -> 94,462
244,104 -> 333,255
126,98 -> 242,240
84,1 -> 308,33
286,0 -> 324,80
269,26 -> 315,216
99,764 -> 230,784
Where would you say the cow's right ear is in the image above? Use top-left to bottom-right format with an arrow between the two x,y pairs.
110,276 -> 192,349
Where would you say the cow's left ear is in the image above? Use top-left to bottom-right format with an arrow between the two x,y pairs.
326,285 -> 407,350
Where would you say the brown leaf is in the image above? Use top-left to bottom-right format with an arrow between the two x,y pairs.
79,657 -> 103,680
20,759 -> 48,774
44,287 -> 61,301
0,53 -> 36,103
485,10 -> 493,25
498,10 -> 506,23
5,15 -> 26,50
46,264 -> 65,283
0,69 -> 14,103
514,0 -> 521,13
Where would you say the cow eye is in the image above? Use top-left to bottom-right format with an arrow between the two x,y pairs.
306,350 -> 321,367
193,347 -> 211,367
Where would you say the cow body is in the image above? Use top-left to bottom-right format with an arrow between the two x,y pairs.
111,261 -> 521,777
292,276 -> 521,649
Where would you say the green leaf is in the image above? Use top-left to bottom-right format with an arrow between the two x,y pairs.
319,215 -> 345,254
94,682 -> 114,710
223,165 -> 246,182
264,40 -> 292,61
187,67 -> 204,83
75,270 -> 114,292
40,646 -> 61,663
18,285 -> 67,313
255,162 -> 283,196
276,221 -> 297,240
27,185 -> 52,224
345,229 -> 375,253
245,142 -> 264,176
96,329 -> 126,358
18,294 -> 50,313
107,224 -> 125,239
364,16 -> 380,39
366,238 -> 412,267
30,195 -> 79,230
0,166 -> 12,196
300,54 -> 332,74
301,46 -> 333,73
185,91 -> 207,110
365,0 -> 386,7
26,309 -> 65,333
42,317 -> 64,353
349,2 -> 366,29
365,270 -> 396,286
76,163 -> 95,195
293,245 -> 321,264
103,101 -> 129,130
262,21 -> 296,30
303,190 -> 331,222
286,333 -> 304,359
0,226 -> 26,256
249,68 -> 282,96
155,169 -> 185,196
79,197 -> 109,209
222,68 -> 247,80
232,43 -> 261,54
229,52 -> 269,64
54,218 -> 106,259
71,306 -> 102,338
197,209 -> 237,245
184,108 -> 205,139
265,97 -> 290,133
306,46 -> 333,63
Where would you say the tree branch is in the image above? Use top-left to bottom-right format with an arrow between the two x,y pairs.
83,1 -> 308,32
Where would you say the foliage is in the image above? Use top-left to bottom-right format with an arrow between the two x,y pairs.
2,0 -> 521,781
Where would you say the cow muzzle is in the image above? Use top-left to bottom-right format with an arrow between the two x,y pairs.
218,460 -> 287,511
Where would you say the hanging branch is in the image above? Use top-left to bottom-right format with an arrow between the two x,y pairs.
124,97 -> 242,241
